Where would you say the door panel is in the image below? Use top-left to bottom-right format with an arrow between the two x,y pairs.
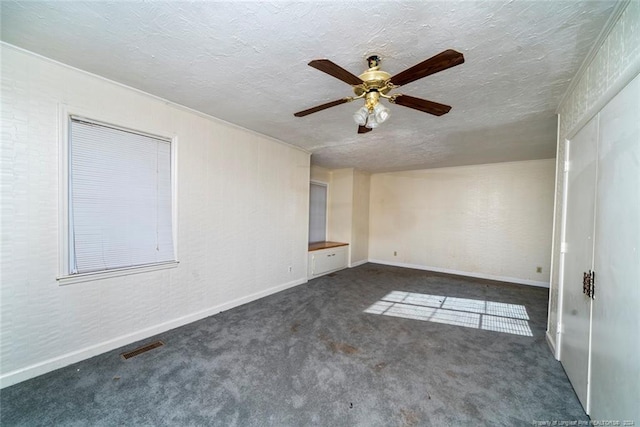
590,74 -> 640,421
560,116 -> 598,411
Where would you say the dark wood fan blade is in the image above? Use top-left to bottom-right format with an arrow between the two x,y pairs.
389,49 -> 464,87
392,95 -> 452,116
294,98 -> 350,117
308,59 -> 364,86
358,125 -> 372,134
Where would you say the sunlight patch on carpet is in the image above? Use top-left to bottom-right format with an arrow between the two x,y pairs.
364,292 -> 533,337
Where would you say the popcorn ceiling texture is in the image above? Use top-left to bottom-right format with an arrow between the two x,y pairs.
0,1 -> 616,172
548,0 -> 640,352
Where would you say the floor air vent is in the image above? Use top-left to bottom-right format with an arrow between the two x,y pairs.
121,341 -> 164,360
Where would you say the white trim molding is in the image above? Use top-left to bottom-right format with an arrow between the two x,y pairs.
350,259 -> 368,268
368,259 -> 550,288
0,277 -> 307,389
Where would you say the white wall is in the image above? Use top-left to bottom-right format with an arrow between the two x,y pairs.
548,0 -> 640,353
310,165 -> 330,183
322,168 -> 370,267
351,169 -> 370,266
0,44 -> 310,388
326,168 -> 353,245
369,159 -> 555,286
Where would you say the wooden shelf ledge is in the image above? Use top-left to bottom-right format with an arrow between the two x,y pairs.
308,241 -> 349,252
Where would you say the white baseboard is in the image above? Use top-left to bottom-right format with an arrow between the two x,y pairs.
368,259 -> 550,288
350,259 -> 368,268
0,277 -> 307,389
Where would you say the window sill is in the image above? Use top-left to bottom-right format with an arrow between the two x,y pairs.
57,261 -> 179,286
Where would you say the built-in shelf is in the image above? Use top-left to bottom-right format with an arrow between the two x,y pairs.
308,241 -> 349,251
308,241 -> 348,278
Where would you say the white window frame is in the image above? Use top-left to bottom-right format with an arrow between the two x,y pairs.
309,180 -> 328,244
57,104 -> 179,285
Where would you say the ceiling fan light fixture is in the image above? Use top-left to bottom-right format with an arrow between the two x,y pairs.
353,106 -> 369,126
294,49 -> 464,135
365,112 -> 379,129
374,102 -> 390,123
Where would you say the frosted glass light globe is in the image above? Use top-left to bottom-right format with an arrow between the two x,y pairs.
374,103 -> 390,123
353,106 -> 368,126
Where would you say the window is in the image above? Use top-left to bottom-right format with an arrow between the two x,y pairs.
65,116 -> 176,277
309,182 -> 327,243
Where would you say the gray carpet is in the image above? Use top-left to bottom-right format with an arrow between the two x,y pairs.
0,264 -> 587,426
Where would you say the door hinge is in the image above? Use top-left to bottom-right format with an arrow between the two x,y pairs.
582,270 -> 595,299
564,160 -> 570,173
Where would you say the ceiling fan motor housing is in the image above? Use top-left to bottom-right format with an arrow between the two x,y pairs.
353,55 -> 393,97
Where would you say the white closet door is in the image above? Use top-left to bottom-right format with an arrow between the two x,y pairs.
590,73 -> 640,421
560,116 -> 598,411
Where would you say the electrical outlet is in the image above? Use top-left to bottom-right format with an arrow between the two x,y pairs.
536,266 -> 542,273
393,251 -> 397,256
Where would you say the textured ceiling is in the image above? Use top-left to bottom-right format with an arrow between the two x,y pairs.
1,1 -> 617,172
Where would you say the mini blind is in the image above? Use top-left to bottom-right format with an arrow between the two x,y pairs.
309,183 -> 327,243
68,117 -> 175,274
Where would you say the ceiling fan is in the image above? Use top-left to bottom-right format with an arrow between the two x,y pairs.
294,50 -> 464,134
